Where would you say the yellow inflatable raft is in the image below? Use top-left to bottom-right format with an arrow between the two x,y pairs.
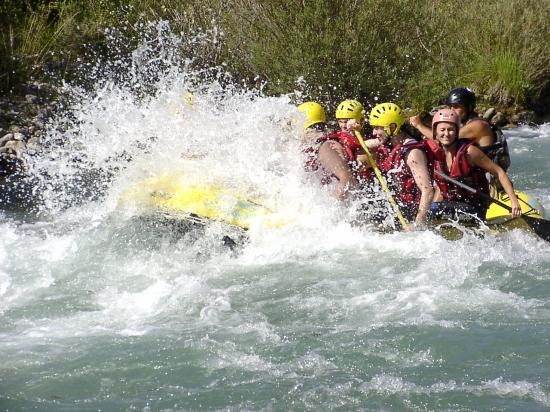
486,190 -> 544,221
120,174 -> 548,242
434,190 -> 547,240
119,174 -> 289,230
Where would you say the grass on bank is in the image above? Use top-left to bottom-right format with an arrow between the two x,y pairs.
1,0 -> 549,114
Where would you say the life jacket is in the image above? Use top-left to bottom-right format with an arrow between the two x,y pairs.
323,130 -> 361,161
303,146 -> 319,172
302,136 -> 335,185
322,130 -> 374,182
381,139 -> 435,206
483,124 -> 510,171
423,138 -> 443,159
434,139 -> 490,206
374,143 -> 392,168
465,116 -> 510,171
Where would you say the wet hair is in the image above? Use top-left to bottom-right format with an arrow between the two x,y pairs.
309,122 -> 328,132
401,123 -> 423,141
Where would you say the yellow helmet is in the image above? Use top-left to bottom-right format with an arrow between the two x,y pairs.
335,99 -> 364,121
297,101 -> 327,130
369,102 -> 405,136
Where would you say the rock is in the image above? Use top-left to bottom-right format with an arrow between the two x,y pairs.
3,140 -> 27,156
34,117 -> 46,128
0,133 -> 14,145
13,132 -> 26,141
490,112 -> 508,127
483,108 -> 496,120
0,83 -> 61,177
27,134 -> 41,145
511,110 -> 537,125
25,94 -> 40,104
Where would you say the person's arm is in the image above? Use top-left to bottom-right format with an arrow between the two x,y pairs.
361,137 -> 384,149
409,116 -> 432,140
344,118 -> 389,150
459,120 -> 494,147
406,149 -> 434,229
317,140 -> 358,200
467,146 -> 521,217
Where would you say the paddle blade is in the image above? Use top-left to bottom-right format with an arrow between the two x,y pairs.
523,215 -> 550,242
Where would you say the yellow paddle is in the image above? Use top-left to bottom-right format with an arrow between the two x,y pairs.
354,130 -> 409,230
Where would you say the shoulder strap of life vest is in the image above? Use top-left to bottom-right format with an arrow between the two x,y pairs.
481,124 -> 510,170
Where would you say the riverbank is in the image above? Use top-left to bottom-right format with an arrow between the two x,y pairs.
0,83 -> 57,178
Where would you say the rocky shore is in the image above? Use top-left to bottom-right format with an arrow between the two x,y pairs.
0,84 -> 543,179
0,82 -> 57,178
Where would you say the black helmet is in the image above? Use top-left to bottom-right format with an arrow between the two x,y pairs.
445,87 -> 476,115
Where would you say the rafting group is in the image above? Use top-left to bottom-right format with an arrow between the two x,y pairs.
123,87 -> 549,244
297,87 -> 523,232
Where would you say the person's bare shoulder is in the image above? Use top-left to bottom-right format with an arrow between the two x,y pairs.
459,119 -> 493,145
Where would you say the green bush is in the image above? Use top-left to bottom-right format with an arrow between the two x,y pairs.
1,0 -> 549,114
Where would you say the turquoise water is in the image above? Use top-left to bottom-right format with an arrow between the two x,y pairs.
2,119 -> 549,411
1,27 -> 550,411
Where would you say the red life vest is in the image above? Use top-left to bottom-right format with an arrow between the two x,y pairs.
433,139 -> 489,202
321,130 -> 374,182
322,130 -> 363,165
381,139 -> 434,206
374,143 -> 392,168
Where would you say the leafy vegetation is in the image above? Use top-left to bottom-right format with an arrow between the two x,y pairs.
1,0 -> 549,114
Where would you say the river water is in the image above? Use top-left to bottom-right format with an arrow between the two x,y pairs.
1,28 -> 550,412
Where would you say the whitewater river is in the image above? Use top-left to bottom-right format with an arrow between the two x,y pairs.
1,32 -> 550,411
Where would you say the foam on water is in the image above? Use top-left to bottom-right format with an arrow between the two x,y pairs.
361,375 -> 550,405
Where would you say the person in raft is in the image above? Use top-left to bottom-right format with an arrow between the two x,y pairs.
428,108 -> 521,220
297,101 -> 359,200
410,87 -> 511,194
324,99 -> 374,185
363,102 -> 436,230
410,88 -> 496,146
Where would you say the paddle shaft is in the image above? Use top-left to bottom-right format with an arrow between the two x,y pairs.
434,169 -> 550,242
354,131 -> 409,230
433,169 -> 512,211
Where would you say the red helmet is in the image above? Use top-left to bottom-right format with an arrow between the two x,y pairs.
432,108 -> 461,133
